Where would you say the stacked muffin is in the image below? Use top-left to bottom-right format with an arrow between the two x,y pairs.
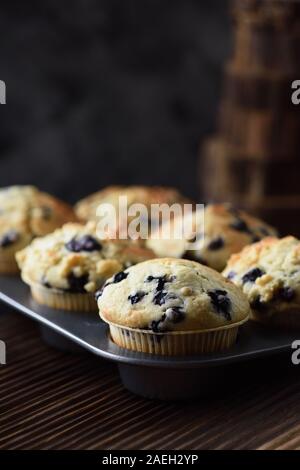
200,0 -> 300,237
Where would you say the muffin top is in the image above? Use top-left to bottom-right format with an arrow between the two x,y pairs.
223,236 -> 300,323
97,258 -> 250,332
146,204 -> 277,272
0,185 -> 76,253
75,185 -> 189,223
16,222 -> 154,294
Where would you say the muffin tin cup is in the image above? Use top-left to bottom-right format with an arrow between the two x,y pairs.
252,312 -> 300,330
106,318 -> 249,356
118,362 -> 230,400
0,274 -> 296,400
39,325 -> 86,352
28,282 -> 98,312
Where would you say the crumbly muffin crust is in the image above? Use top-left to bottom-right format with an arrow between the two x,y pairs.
75,185 -> 190,223
223,236 -> 300,326
97,258 -> 250,332
0,185 -> 77,257
147,204 -> 277,272
16,222 -> 154,294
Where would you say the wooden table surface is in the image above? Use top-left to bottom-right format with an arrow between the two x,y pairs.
0,309 -> 300,450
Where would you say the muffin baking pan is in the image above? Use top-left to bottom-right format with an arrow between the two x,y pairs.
0,275 -> 296,400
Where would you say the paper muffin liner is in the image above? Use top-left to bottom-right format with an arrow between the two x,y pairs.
28,282 -> 98,312
0,252 -> 19,274
106,318 -> 249,356
251,310 -> 300,330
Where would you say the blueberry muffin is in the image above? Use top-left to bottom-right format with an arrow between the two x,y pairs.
97,258 -> 250,355
16,222 -> 154,312
75,185 -> 190,237
223,236 -> 300,328
0,185 -> 77,274
147,204 -> 277,272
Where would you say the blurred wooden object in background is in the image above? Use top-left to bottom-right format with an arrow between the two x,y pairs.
200,0 -> 300,235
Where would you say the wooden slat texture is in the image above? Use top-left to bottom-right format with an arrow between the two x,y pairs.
0,310 -> 300,450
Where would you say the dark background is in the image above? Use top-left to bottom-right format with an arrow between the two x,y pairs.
0,0 -> 231,203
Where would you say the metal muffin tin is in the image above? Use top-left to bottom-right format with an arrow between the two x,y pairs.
0,275 -> 295,400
